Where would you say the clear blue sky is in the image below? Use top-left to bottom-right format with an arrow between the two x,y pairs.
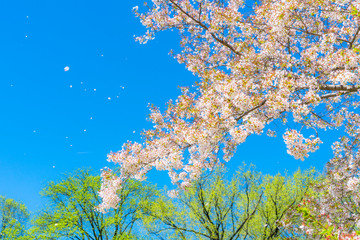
0,0 -> 338,213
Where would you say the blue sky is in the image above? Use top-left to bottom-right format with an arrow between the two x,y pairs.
0,0 -> 337,213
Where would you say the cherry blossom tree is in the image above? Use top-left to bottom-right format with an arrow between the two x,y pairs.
98,0 -> 360,214
295,133 -> 360,238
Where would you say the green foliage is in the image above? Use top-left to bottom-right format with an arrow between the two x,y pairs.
30,169 -> 157,240
0,167 -> 319,239
140,166 -> 316,239
0,196 -> 30,240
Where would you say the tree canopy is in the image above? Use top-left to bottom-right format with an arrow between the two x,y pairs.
0,196 -> 30,240
140,166 -> 316,239
31,169 -> 157,240
0,166 -> 322,239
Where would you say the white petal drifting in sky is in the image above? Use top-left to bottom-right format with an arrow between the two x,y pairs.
64,66 -> 70,72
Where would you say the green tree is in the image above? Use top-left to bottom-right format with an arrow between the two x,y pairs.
30,169 -> 157,240
140,166 -> 316,239
0,196 -> 30,240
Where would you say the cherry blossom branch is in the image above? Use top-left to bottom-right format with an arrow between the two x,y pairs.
349,26 -> 360,49
285,26 -> 351,44
319,85 -> 360,92
167,0 -> 242,57
235,100 -> 267,121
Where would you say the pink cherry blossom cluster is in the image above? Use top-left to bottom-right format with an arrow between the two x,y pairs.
295,119 -> 360,237
283,130 -> 322,161
99,0 -> 360,214
97,168 -> 122,213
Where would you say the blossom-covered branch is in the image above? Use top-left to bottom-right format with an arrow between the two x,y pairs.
98,0 -> 360,213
